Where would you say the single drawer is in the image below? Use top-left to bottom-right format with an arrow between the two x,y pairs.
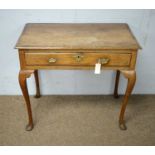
25,52 -> 131,67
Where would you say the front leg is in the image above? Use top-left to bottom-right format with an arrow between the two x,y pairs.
119,70 -> 136,130
19,70 -> 34,131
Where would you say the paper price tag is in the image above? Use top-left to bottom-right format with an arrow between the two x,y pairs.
95,63 -> 101,74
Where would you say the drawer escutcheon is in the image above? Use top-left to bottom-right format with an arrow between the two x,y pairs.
73,53 -> 84,62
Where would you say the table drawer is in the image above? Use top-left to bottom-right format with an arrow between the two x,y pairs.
25,52 -> 131,67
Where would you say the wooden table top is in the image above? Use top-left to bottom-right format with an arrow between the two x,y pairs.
15,23 -> 141,50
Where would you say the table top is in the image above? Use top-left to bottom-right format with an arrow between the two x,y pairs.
15,23 -> 141,50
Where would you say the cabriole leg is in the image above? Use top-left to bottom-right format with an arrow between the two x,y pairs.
19,70 -> 34,131
119,70 -> 136,130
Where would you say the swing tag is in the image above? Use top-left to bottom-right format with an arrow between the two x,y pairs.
95,63 -> 101,74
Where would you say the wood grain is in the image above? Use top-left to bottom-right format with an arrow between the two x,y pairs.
24,52 -> 131,67
15,23 -> 141,50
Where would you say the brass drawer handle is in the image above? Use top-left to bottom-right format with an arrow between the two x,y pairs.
48,58 -> 57,63
98,58 -> 109,64
73,53 -> 84,62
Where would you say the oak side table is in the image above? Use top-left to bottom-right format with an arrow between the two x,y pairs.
15,23 -> 141,131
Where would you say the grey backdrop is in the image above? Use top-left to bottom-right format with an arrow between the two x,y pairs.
0,9 -> 155,95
